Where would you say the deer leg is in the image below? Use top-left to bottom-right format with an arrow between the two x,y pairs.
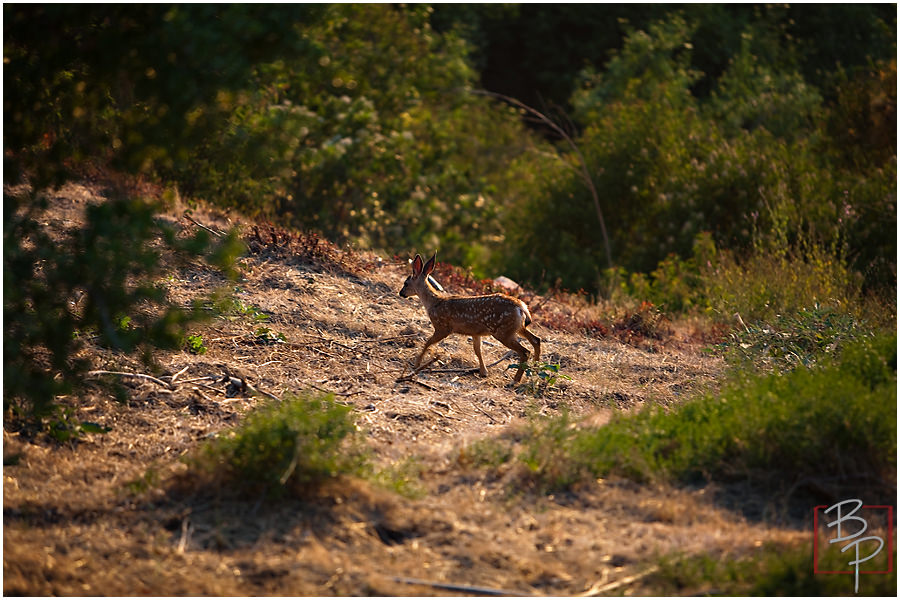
494,333 -> 530,383
471,335 -> 488,377
521,327 -> 541,364
413,329 -> 450,372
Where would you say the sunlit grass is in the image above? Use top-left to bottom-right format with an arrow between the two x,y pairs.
649,543 -> 897,596
189,392 -> 368,497
469,333 -> 896,495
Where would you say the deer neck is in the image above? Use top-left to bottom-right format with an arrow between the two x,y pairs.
417,277 -> 444,313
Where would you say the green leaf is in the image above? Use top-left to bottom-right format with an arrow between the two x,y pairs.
80,422 -> 112,434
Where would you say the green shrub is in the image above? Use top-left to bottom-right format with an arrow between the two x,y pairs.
458,438 -> 515,470
702,245 -> 863,325
610,220 -> 879,336
608,232 -> 716,312
185,334 -> 207,355
721,303 -> 868,372
3,188 -> 243,430
191,393 -> 367,497
176,3 -> 550,273
501,13 -> 894,299
651,543 -> 897,596
512,362 -> 572,398
495,332 -> 896,494
372,456 -> 426,499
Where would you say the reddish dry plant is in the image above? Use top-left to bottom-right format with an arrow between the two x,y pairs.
610,301 -> 672,347
4,183 -> 747,598
248,223 -> 381,275
430,261 -> 500,297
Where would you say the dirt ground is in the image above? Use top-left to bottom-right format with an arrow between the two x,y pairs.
4,182 -> 811,595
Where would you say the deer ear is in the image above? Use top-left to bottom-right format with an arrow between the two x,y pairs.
423,253 -> 436,276
412,254 -> 423,275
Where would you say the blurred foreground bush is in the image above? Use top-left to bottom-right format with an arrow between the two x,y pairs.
3,186 -> 243,433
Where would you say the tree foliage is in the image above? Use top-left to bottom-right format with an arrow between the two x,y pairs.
3,4 -> 896,430
3,184 -> 244,428
4,4 -> 265,428
498,12 -> 895,297
4,4 -> 324,185
172,4 -> 544,268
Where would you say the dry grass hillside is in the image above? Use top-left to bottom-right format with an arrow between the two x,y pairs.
4,182 -> 814,596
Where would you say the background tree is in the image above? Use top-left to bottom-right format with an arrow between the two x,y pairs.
3,4 -> 286,428
4,4 -> 895,350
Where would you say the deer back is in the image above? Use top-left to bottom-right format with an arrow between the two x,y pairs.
427,293 -> 530,336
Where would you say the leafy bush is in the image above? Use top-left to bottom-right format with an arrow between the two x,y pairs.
4,4 -> 325,185
608,232 -> 716,313
707,23 -> 823,141
185,334 -> 207,355
484,332 -> 896,495
372,456 -> 426,499
3,186 -> 243,429
430,5 -> 895,117
175,3 -> 549,272
651,543 -> 897,596
458,437 -> 515,470
721,304 -> 868,373
701,241 -> 864,324
191,393 -> 366,497
500,13 -> 894,300
512,362 -> 572,398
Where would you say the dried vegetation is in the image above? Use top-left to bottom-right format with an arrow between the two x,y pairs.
5,183 -> 816,596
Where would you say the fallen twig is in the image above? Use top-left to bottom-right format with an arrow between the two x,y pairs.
488,351 -> 518,367
309,383 -> 365,397
391,576 -> 532,597
244,380 -> 280,402
424,367 -> 481,375
256,360 -> 282,369
354,334 -> 420,343
169,365 -> 190,384
309,346 -> 341,359
577,566 -> 660,596
428,406 -> 458,420
191,388 -> 215,403
193,381 -> 226,396
86,370 -> 173,390
178,376 -> 219,385
411,356 -> 439,375
183,213 -> 225,237
397,378 -> 438,391
473,403 -> 497,424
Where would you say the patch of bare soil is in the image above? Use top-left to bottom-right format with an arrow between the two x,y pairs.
4,182 -> 807,595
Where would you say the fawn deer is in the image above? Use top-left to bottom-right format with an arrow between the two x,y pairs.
399,253 -> 541,383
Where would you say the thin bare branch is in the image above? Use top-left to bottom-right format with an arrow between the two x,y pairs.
183,212 -> 225,237
391,576 -> 532,597
169,365 -> 190,384
86,370 -> 173,389
472,88 -> 613,271
578,566 -> 660,596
